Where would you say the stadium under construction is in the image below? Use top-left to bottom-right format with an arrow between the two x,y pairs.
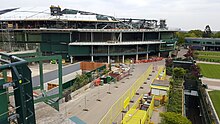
0,6 -> 179,63
0,6 -> 181,124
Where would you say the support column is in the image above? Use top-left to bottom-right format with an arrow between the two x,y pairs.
108,56 -> 110,64
122,55 -> 125,63
142,32 -> 144,41
25,32 -> 28,50
119,32 -> 122,42
70,56 -> 73,64
147,44 -> 149,59
136,54 -> 138,61
91,56 -> 94,62
108,45 -> 110,63
136,45 -> 138,61
91,32 -> 93,42
70,32 -> 72,42
91,45 -> 94,62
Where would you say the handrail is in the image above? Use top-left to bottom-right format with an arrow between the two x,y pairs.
0,52 -> 27,70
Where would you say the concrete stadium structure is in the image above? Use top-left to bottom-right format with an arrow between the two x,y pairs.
0,6 -> 179,63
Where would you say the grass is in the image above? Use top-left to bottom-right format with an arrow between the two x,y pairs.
198,63 -> 220,79
208,90 -> 220,119
195,51 -> 220,56
195,51 -> 220,63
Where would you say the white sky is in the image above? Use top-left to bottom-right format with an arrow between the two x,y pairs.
1,0 -> 220,31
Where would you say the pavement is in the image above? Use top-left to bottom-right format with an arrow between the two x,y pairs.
201,77 -> 220,90
177,47 -> 188,58
113,63 -> 165,123
35,60 -> 165,124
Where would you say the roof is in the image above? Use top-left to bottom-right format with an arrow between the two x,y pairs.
69,41 -> 165,46
0,7 -> 117,22
151,79 -> 170,87
185,37 -> 220,41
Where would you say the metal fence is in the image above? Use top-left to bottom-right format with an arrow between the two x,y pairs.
99,64 -> 153,124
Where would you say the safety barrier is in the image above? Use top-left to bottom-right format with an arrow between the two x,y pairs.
146,96 -> 155,124
99,64 -> 153,124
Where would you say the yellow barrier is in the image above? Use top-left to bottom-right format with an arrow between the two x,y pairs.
99,64 -> 153,124
121,95 -> 155,124
146,96 -> 155,124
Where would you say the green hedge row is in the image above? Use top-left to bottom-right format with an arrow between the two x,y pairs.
167,79 -> 183,114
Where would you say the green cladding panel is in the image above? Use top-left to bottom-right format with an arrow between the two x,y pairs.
42,33 -> 70,43
40,43 -> 51,52
27,34 -> 41,42
160,32 -> 174,39
51,44 -> 68,52
15,33 -> 24,42
68,46 -> 91,55
0,79 -> 8,124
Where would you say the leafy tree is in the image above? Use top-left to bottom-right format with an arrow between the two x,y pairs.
175,32 -> 185,45
213,31 -> 220,38
160,112 -> 191,124
173,67 -> 186,79
188,30 -> 203,37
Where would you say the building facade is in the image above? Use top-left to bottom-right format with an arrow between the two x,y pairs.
0,6 -> 178,63
185,37 -> 220,51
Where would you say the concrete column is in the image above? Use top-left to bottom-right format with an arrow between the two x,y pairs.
142,32 -> 144,41
136,54 -> 138,61
91,56 -> 94,62
136,45 -> 139,61
70,56 -> 73,64
25,32 -> 28,50
70,32 -> 72,42
91,32 -> 93,42
122,55 -> 125,63
119,32 -> 122,42
147,44 -> 149,59
108,56 -> 110,64
107,45 -> 110,63
91,45 -> 94,62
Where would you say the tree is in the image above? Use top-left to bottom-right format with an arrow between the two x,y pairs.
213,31 -> 220,38
160,112 -> 191,124
175,32 -> 185,45
202,25 -> 213,38
188,30 -> 203,37
173,67 -> 186,79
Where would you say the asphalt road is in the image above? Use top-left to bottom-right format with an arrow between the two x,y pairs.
32,62 -> 80,87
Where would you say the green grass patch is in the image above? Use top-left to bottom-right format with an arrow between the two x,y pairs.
208,90 -> 220,119
195,51 -> 220,56
198,63 -> 220,79
195,51 -> 220,63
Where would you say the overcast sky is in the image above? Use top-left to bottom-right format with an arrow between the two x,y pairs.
1,0 -> 220,31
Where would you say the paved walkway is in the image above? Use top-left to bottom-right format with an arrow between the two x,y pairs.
114,64 -> 164,123
35,61 -> 165,124
196,61 -> 220,65
201,77 -> 220,90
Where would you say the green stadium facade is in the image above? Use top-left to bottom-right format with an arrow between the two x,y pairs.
0,6 -> 179,63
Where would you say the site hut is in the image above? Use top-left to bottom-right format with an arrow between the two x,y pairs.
150,69 -> 169,106
0,6 -> 178,63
